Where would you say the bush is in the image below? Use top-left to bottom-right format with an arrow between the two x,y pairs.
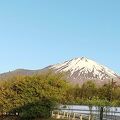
19,98 -> 55,120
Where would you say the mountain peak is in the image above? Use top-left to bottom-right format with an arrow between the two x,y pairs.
50,57 -> 120,84
81,57 -> 88,61
74,57 -> 88,62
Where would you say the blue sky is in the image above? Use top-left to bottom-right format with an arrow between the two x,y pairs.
0,0 -> 120,74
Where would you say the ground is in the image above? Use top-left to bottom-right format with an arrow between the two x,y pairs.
0,116 -> 64,120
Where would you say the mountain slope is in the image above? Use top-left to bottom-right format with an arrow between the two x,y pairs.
0,57 -> 120,85
0,69 -> 36,80
49,57 -> 120,85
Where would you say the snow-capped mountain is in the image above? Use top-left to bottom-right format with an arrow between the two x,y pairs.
50,57 -> 120,85
0,57 -> 119,85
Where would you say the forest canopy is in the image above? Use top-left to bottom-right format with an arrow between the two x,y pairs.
0,71 -> 120,119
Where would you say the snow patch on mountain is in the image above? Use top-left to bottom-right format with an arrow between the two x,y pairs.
50,57 -> 119,81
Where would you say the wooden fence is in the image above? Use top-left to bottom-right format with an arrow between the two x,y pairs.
51,108 -> 120,120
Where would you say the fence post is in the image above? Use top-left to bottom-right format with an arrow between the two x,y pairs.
16,112 -> 19,116
73,113 -> 75,119
67,112 -> 68,118
51,111 -> 54,117
56,112 -> 60,119
89,115 -> 91,120
62,112 -> 65,119
80,114 -> 82,120
68,113 -> 70,120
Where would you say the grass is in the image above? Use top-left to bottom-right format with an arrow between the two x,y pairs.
35,118 -> 67,120
0,116 -> 65,120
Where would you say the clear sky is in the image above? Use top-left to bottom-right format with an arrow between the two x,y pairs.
0,0 -> 120,74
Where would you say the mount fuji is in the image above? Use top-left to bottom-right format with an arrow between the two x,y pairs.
49,57 -> 120,85
0,57 -> 120,85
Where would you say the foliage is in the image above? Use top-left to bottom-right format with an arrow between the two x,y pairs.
1,72 -> 120,119
18,98 -> 55,120
0,71 -> 70,119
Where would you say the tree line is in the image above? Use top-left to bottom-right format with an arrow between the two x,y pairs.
0,71 -> 120,120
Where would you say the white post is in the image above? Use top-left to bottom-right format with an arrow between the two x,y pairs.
68,113 -> 70,120
89,115 -> 91,120
63,112 -> 65,118
73,113 -> 75,119
56,112 -> 59,119
67,112 -> 69,118
51,111 -> 54,117
80,114 -> 82,120
16,112 -> 19,116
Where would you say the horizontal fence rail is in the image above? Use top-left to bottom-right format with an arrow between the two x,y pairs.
52,108 -> 120,120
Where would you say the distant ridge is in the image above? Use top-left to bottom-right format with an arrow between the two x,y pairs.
0,57 -> 120,85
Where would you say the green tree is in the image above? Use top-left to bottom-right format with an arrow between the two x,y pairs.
0,71 -> 70,119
